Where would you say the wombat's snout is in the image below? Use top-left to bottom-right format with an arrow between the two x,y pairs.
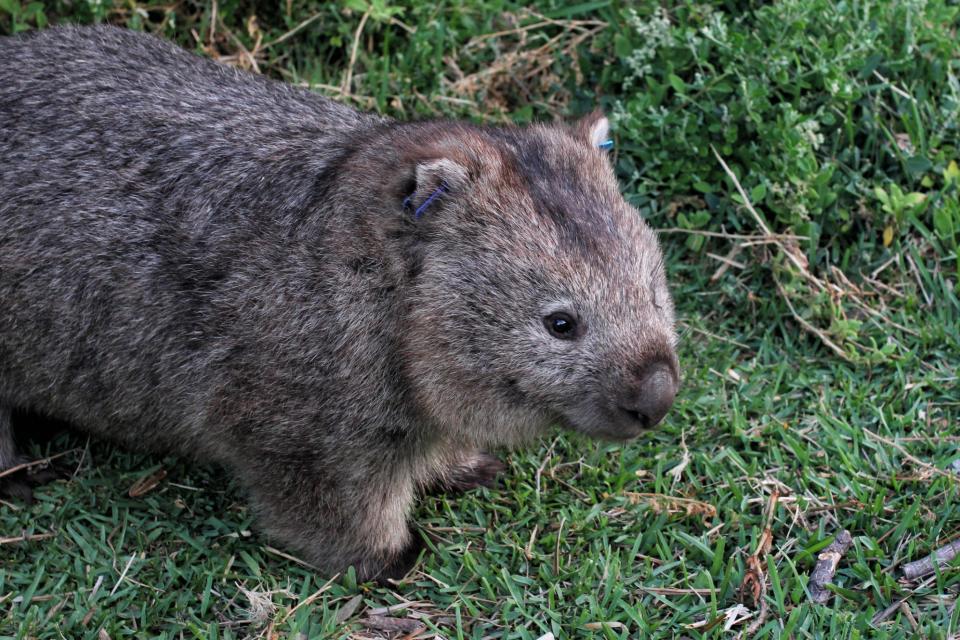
616,361 -> 678,431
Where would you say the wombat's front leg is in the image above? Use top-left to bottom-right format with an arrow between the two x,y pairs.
433,451 -> 507,495
0,405 -> 32,501
239,458 -> 423,582
0,407 -> 60,502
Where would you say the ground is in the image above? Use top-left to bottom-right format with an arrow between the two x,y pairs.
1,1 -> 959,638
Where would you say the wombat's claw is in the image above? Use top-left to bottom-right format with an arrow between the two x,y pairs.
443,452 -> 507,493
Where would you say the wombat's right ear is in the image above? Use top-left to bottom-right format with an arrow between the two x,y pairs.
402,158 -> 470,219
574,110 -> 611,148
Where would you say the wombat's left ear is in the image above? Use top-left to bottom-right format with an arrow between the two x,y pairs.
403,158 -> 470,219
574,110 -> 610,148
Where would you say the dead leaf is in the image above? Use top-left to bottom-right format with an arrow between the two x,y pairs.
128,469 -> 167,497
621,492 -> 717,520
359,616 -> 424,634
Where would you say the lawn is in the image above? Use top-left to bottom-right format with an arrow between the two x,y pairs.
1,1 -> 959,638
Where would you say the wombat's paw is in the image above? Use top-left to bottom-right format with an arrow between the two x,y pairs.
0,477 -> 35,503
373,535 -> 425,586
441,452 -> 507,494
0,459 -> 59,504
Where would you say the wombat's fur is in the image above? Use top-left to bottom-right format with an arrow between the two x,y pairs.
0,26 -> 679,580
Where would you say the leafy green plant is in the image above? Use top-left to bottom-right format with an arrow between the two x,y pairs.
874,183 -> 928,245
608,0 -> 959,268
0,0 -> 46,31
933,161 -> 960,256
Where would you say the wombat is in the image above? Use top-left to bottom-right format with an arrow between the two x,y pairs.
0,26 -> 679,580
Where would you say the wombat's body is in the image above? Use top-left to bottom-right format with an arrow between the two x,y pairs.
0,26 -> 679,579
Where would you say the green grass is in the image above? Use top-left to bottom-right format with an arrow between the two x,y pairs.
2,0 -> 959,638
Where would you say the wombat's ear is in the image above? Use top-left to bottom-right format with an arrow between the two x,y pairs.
574,110 -> 610,148
402,158 -> 470,219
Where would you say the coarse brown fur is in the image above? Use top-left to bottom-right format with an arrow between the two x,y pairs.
0,26 -> 679,580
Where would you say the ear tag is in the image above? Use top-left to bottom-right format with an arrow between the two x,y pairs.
407,181 -> 449,219
597,139 -> 614,151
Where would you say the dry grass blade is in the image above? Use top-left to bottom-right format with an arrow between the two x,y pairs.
341,9 -> 371,96
261,11 -> 325,50
278,573 -> 339,623
709,146 -> 901,362
685,604 -> 753,632
0,448 -> 79,480
641,587 -> 717,596
658,227 -> 808,241
775,280 -> 853,362
711,146 -> 920,360
465,12 -> 605,46
0,531 -> 55,545
445,9 -> 607,116
864,429 -> 960,484
583,621 -> 627,630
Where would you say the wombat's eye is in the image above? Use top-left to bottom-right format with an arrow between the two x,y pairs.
544,312 -> 578,340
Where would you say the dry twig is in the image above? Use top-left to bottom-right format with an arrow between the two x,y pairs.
739,491 -> 779,638
807,530 -> 853,603
902,538 -> 960,581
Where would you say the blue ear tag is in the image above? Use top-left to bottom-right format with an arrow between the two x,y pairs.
597,139 -> 614,151
405,181 -> 449,219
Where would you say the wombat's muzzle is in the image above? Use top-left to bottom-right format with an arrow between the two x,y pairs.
615,361 -> 678,431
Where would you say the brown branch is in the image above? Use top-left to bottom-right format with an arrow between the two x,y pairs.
807,530 -> 853,603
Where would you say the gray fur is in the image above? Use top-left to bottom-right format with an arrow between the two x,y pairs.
0,26 -> 679,580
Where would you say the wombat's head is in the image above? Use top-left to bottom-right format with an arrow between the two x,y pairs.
387,113 -> 678,445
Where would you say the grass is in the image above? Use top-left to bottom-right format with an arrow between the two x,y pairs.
1,0 -> 959,638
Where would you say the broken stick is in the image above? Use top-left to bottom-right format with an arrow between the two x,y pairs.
808,530 -> 853,604
902,538 -> 960,581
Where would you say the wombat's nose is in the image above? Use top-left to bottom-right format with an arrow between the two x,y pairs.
619,362 -> 678,429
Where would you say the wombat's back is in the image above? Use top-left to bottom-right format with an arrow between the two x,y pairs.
0,25 -> 369,146
0,26 -> 377,453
